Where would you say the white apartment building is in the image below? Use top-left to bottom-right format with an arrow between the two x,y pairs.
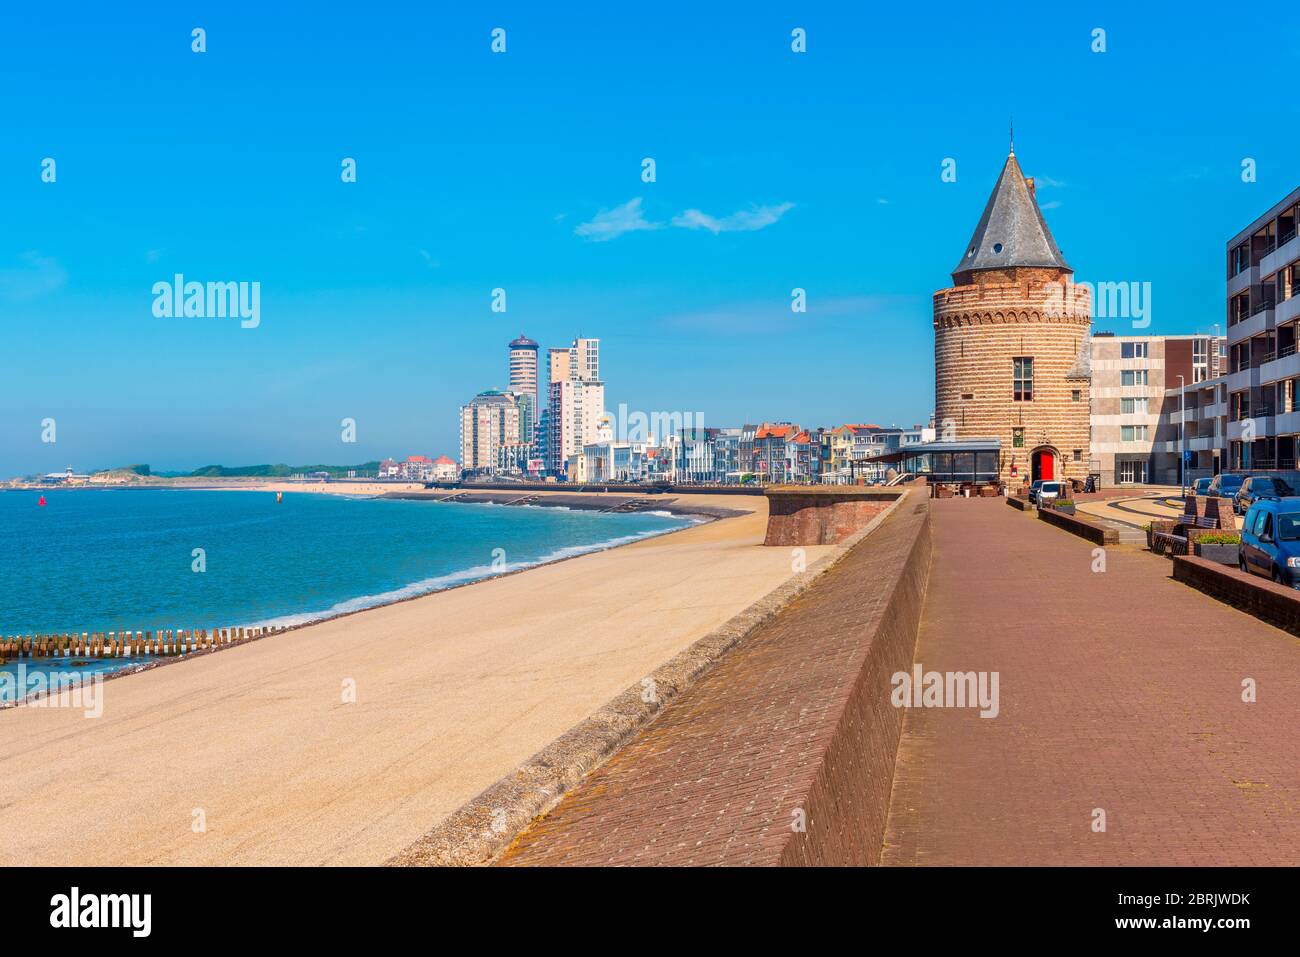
546,337 -> 605,476
459,390 -> 521,473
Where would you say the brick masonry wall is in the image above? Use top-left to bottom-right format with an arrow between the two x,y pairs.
934,275 -> 1091,484
497,494 -> 933,866
1173,554 -> 1300,637
763,489 -> 897,545
1036,505 -> 1118,545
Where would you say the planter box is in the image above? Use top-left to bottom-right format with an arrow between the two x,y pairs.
1052,503 -> 1077,515
1193,542 -> 1239,565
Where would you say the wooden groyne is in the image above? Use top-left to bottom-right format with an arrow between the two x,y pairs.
0,626 -> 286,664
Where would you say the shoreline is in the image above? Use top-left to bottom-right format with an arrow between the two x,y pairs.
0,492 -> 833,865
2,497 -> 716,706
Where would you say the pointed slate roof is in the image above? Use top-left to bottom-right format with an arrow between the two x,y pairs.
1065,335 -> 1092,381
952,150 -> 1071,281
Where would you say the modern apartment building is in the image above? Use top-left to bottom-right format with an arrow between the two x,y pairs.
1089,333 -> 1224,484
507,334 -> 539,434
545,337 -> 606,476
1155,374 -> 1228,485
459,390 -> 522,473
1226,187 -> 1300,472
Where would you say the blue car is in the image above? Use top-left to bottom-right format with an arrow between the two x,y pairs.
1207,472 -> 1245,507
1238,500 -> 1300,587
1192,477 -> 1213,495
1234,475 -> 1294,514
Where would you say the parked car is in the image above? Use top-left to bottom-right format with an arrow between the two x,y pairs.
1239,500 -> 1300,587
1027,479 -> 1044,504
1031,480 -> 1063,506
1206,472 -> 1245,504
1234,475 -> 1295,514
1192,477 -> 1213,495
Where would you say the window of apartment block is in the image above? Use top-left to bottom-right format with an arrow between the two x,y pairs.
1121,425 -> 1149,442
1121,397 -> 1149,415
1012,357 -> 1033,401
1121,342 -> 1148,359
1230,292 -> 1249,325
1120,370 -> 1149,387
1231,242 -> 1249,277
1012,427 -> 1024,448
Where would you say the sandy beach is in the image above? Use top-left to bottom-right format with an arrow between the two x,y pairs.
0,493 -> 841,865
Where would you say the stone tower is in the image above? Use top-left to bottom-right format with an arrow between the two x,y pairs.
933,147 -> 1092,486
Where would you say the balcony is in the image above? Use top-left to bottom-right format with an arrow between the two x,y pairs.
1228,264 -> 1258,298
1260,348 -> 1300,385
1279,294 -> 1300,326
1274,410 -> 1300,436
1228,414 -> 1276,441
1262,231 -> 1300,277
1226,365 -> 1260,392
1229,305 -> 1275,344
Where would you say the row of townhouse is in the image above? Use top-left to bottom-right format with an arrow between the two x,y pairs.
378,454 -> 459,482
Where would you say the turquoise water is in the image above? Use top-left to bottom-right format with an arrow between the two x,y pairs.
0,488 -> 691,640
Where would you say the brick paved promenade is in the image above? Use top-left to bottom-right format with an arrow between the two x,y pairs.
498,496 -> 1296,866
882,498 -> 1299,865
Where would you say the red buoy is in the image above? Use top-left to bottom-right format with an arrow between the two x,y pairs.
38,495 -> 47,507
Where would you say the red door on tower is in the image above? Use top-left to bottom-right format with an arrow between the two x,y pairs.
1034,450 -> 1054,482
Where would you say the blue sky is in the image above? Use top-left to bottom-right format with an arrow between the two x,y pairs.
3,1 -> 1299,474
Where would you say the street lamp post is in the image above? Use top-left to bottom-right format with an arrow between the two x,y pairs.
1178,374 -> 1186,495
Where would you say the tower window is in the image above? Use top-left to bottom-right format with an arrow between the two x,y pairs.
1013,357 -> 1034,401
993,243 -> 1003,254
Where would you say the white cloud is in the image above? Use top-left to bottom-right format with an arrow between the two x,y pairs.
671,202 -> 794,234
574,198 -> 662,242
0,252 -> 67,301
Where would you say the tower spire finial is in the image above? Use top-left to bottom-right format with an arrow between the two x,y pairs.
1009,117 -> 1014,155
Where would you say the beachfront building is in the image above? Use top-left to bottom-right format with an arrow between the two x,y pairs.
752,423 -> 799,482
545,337 -> 605,477
547,378 -> 606,475
508,334 -> 540,435
459,390 -> 522,474
712,428 -> 744,482
784,430 -> 819,483
933,145 -> 1092,486
1090,332 -> 1225,485
677,427 -> 722,483
1226,186 -> 1300,473
431,455 -> 459,482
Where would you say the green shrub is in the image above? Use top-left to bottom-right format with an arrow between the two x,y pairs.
1197,533 -> 1241,545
